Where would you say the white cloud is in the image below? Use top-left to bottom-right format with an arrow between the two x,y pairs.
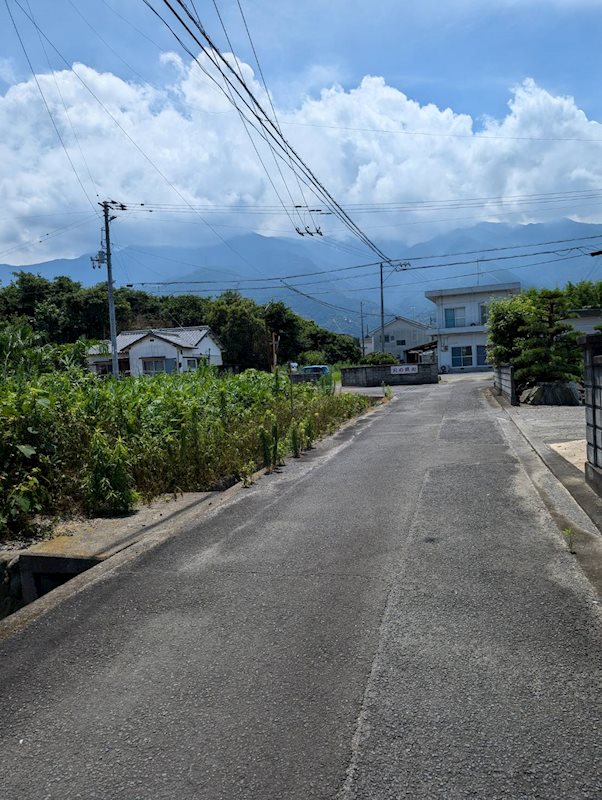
0,57 -> 16,85
1,54 -> 601,265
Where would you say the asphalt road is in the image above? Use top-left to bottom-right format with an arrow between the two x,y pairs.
1,379 -> 601,799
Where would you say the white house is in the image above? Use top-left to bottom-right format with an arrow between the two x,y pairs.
425,282 -> 521,372
88,326 -> 224,377
363,316 -> 432,362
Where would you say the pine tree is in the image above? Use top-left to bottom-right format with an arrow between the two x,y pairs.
513,290 -> 581,386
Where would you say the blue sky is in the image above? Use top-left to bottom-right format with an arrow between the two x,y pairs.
2,1 -> 601,119
1,0 -> 602,264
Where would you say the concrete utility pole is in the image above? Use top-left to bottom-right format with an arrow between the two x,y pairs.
91,201 -> 119,377
379,261 -> 411,353
360,301 -> 365,356
380,263 -> 386,353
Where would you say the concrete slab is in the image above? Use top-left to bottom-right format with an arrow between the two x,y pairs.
549,439 -> 587,473
13,493 -> 215,604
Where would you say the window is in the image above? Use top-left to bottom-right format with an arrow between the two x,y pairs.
477,345 -> 488,366
444,307 -> 466,328
95,362 -> 112,376
396,339 -> 406,346
142,358 -> 166,375
384,335 -> 391,343
451,346 -> 472,367
479,304 -> 489,325
186,358 -> 198,371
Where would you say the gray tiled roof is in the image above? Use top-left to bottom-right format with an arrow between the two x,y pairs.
88,326 -> 210,355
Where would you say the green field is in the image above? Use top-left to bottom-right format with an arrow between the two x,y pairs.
0,368 -> 371,539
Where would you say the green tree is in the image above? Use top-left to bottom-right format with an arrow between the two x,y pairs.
488,290 -> 581,386
487,293 -> 536,367
563,280 -> 602,309
208,291 -> 266,368
359,352 -> 398,365
512,290 -> 581,385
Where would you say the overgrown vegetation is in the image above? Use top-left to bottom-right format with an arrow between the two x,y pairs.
358,352 -> 398,365
0,363 -> 370,540
487,288 -> 582,388
0,273 -> 361,368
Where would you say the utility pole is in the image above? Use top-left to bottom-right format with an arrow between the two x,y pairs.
379,261 -> 411,352
380,263 -> 386,353
360,301 -> 365,356
91,201 -> 120,377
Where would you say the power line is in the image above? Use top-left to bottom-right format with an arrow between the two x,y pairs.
118,231 -> 602,288
280,119 -> 602,144
0,214 -> 99,261
10,0 -> 266,280
235,0 -> 317,233
145,0 -> 394,261
4,0 -> 97,213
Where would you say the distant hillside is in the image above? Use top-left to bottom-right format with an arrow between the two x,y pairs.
2,220 -> 601,334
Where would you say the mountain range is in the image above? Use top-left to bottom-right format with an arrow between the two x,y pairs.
2,219 -> 601,335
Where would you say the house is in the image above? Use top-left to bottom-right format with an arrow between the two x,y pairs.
362,316 -> 432,362
425,282 -> 521,372
88,326 -> 224,377
563,308 -> 602,335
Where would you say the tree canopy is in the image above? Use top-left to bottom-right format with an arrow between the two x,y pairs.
0,273 -> 361,369
487,288 -> 582,387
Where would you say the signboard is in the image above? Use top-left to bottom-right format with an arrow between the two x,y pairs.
390,365 -> 418,375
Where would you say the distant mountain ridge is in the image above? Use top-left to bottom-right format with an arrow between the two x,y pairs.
2,220 -> 601,334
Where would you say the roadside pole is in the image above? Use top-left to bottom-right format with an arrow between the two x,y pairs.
379,263 -> 385,353
102,202 -> 119,378
360,301 -> 365,356
91,201 -> 120,378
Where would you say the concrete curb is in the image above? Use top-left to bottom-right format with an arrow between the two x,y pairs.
0,398 -> 388,641
488,388 -> 602,597
491,390 -> 602,533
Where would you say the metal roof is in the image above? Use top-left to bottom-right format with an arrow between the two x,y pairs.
89,326 -> 212,355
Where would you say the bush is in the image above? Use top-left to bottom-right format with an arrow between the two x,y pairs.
0,368 -> 371,538
358,352 -> 398,365
299,350 -> 327,365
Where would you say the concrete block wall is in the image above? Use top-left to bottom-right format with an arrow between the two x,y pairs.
341,364 -> 438,387
493,365 -> 518,405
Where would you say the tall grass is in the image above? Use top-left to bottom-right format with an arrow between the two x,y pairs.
0,367 -> 371,537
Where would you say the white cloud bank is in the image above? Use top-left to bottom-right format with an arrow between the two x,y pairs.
1,53 -> 602,265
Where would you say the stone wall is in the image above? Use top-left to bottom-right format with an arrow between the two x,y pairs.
493,365 -> 518,405
341,364 -> 439,387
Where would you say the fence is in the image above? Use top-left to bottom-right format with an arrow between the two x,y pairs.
493,365 -> 518,405
581,333 -> 602,496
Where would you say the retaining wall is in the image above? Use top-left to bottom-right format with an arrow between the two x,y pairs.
341,364 -> 438,387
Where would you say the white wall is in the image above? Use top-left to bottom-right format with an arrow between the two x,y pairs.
435,293 -> 490,330
437,331 -> 489,371
564,316 -> 602,336
366,320 -> 431,360
129,338 -> 179,376
198,334 -> 223,366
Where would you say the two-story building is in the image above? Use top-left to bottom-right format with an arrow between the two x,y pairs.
425,282 -> 521,372
362,316 -> 432,362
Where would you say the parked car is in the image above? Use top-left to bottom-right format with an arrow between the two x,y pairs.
290,364 -> 332,383
299,365 -> 331,376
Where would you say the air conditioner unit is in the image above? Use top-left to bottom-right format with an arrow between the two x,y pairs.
441,345 -> 449,351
